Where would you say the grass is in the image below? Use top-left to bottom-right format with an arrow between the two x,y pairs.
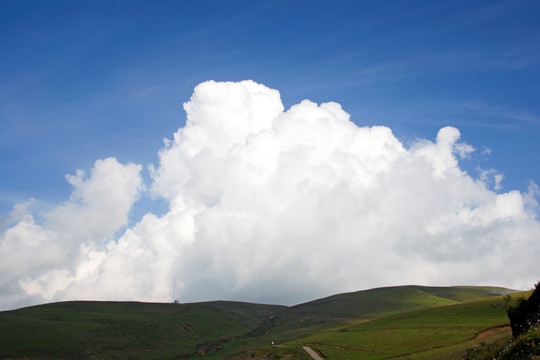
0,285 -> 521,359
245,285 -> 509,343
226,345 -> 314,360
0,300 -> 284,359
289,285 -> 512,317
287,294 -> 523,360
462,323 -> 540,360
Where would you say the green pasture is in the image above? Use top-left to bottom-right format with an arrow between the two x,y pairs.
0,285 -> 522,359
289,294 -> 521,360
0,300 -> 283,359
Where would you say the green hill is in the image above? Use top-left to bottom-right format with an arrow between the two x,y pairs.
293,285 -> 514,316
288,294 -> 517,360
247,285 -> 513,344
0,285 -> 520,359
0,300 -> 284,359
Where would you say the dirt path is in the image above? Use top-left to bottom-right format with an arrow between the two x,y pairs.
303,346 -> 325,360
474,325 -> 510,340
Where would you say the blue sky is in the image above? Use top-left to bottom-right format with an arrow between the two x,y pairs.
1,1 -> 540,308
2,0 -> 539,215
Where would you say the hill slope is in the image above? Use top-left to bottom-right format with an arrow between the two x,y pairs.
245,285 -> 513,345
0,285 -> 517,359
0,300 -> 284,359
289,295 -> 514,360
293,285 -> 514,316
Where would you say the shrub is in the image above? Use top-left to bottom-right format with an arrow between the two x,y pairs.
507,282 -> 540,338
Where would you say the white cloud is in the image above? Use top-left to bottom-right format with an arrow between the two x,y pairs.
47,158 -> 143,242
1,80 -> 539,309
0,158 -> 142,309
480,168 -> 504,190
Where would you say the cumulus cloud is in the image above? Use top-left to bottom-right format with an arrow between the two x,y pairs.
0,158 -> 142,308
1,80 -> 539,309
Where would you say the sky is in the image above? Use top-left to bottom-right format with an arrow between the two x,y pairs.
1,0 -> 539,310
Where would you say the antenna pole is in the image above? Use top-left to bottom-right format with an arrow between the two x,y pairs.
172,277 -> 176,303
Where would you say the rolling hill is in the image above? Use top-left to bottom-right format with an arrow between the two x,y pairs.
288,294 -> 515,360
0,285 -> 521,359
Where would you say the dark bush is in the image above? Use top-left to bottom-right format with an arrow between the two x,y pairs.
507,282 -> 540,338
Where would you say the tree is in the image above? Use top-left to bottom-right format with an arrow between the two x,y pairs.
507,282 -> 540,338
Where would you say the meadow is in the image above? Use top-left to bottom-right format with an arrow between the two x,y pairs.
288,295 -> 514,360
0,285 -> 528,359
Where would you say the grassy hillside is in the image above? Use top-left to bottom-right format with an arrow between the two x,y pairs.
246,285 -> 513,345
287,293 -> 523,360
0,300 -> 284,359
0,285 -> 519,359
463,324 -> 540,360
292,285 -> 514,317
